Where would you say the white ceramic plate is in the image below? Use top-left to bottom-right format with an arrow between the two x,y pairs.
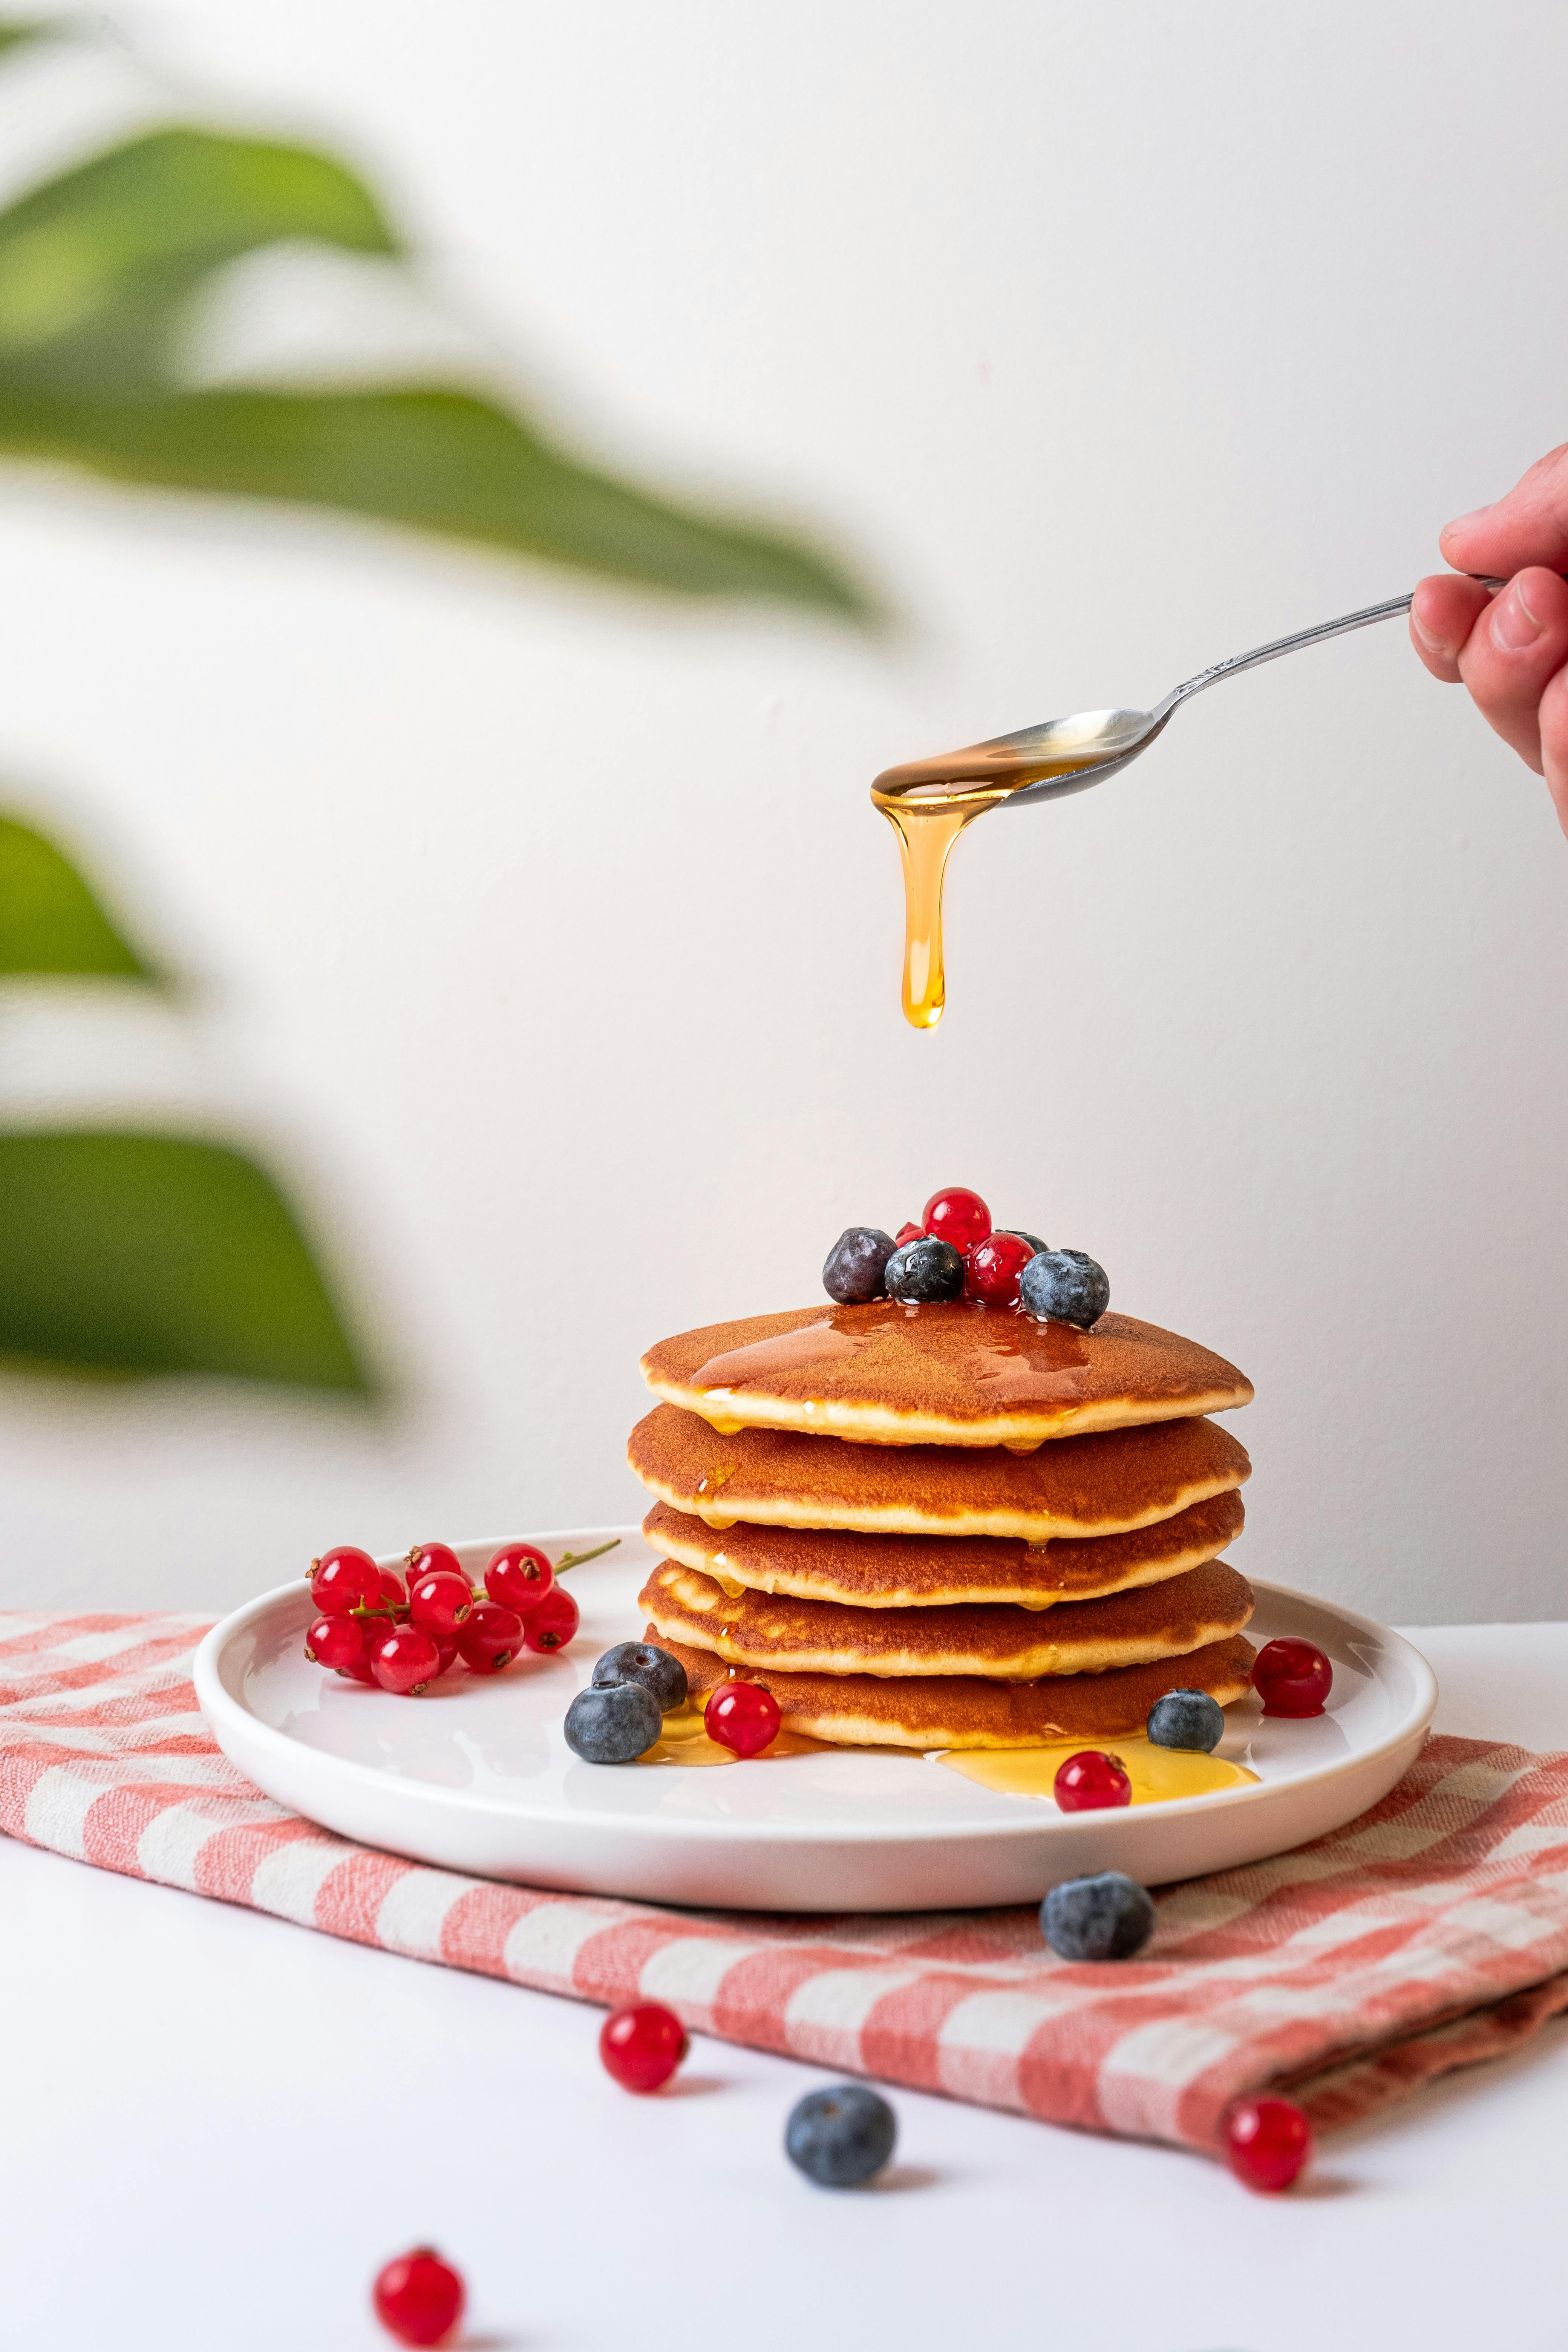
195,1527 -> 1436,1913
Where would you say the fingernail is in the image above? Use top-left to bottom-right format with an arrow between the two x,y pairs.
1411,611 -> 1448,654
1492,579 -> 1544,652
1440,504 -> 1493,543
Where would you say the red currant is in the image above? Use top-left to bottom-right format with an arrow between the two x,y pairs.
522,1586 -> 579,1653
485,1541 -> 554,1614
378,1565 -> 407,1609
599,2001 -> 689,2093
1252,1637 -> 1333,1718
922,1186 -> 991,1253
408,1570 -> 474,1639
369,1624 -> 441,1695
894,1220 -> 922,1248
965,1230 -> 1034,1306
705,1679 -> 781,1758
432,1635 -> 459,1677
309,1546 -> 381,1617
372,2246 -> 466,2347
457,1599 -> 524,1673
406,1541 -> 466,1586
304,1614 -> 364,1673
1223,2096 -> 1312,2192
1054,1750 -> 1133,1811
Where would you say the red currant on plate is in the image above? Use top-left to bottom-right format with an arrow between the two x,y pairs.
304,1614 -> 364,1673
522,1586 -> 579,1653
405,1540 -> 465,1586
1252,1637 -> 1333,1717
705,1680 -> 782,1758
965,1230 -> 1034,1306
408,1570 -> 474,1639
308,1546 -> 381,1616
1054,1750 -> 1133,1811
378,1565 -> 407,1609
599,2000 -> 690,2092
369,1625 -> 442,1695
1224,2096 -> 1312,2192
894,1220 -> 922,1248
457,1599 -> 524,1673
485,1541 -> 554,1614
372,2246 -> 466,2347
922,1185 -> 991,1253
432,1635 -> 459,1678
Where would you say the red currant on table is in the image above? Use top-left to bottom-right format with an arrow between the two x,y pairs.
485,1541 -> 554,1614
1224,2096 -> 1312,2192
600,2000 -> 689,2092
922,1185 -> 991,1253
369,1624 -> 442,1695
1054,1750 -> 1133,1811
1252,1637 -> 1333,1718
457,1599 -> 524,1673
304,1614 -> 364,1673
405,1540 -> 466,1585
705,1680 -> 781,1758
408,1570 -> 474,1639
965,1230 -> 1034,1306
522,1586 -> 579,1653
372,2246 -> 466,2347
308,1546 -> 381,1616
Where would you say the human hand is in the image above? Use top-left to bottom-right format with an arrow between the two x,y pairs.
1409,444 -> 1568,839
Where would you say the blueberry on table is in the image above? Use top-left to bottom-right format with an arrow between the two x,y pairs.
884,1236 -> 965,1303
1146,1688 -> 1226,1752
1019,1247 -> 1110,1328
786,2084 -> 897,2187
822,1226 -> 897,1303
1041,1871 -> 1156,1961
593,1640 -> 688,1713
998,1229 -> 1050,1256
564,1679 -> 663,1763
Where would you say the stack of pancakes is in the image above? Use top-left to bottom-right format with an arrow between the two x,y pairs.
626,1300 -> 1257,1750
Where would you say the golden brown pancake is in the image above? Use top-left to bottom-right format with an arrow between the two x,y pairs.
639,1557 -> 1254,1680
640,1300 -> 1253,1449
656,1631 -> 1257,1750
628,1403 -> 1250,1540
642,1490 -> 1245,1608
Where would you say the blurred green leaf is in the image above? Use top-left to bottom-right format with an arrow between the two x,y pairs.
0,812 -> 153,977
0,127 -> 397,387
0,1130 -> 371,1388
0,382 -> 863,605
0,21 -> 53,59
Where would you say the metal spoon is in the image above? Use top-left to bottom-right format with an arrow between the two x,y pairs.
872,576 -> 1507,813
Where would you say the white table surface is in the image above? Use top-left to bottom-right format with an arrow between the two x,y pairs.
4,1622 -> 1566,2352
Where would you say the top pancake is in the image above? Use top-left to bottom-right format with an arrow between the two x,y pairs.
628,1403 -> 1251,1540
640,1300 -> 1252,1449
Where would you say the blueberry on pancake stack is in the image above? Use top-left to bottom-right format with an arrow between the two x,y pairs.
626,1188 -> 1257,1751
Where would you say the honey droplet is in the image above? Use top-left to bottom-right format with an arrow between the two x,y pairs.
694,1460 -> 738,1499
715,1576 -> 746,1600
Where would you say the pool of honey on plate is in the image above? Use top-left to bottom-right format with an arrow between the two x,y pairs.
940,1734 -> 1257,1804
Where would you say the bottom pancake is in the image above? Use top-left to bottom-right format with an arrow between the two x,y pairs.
652,1630 -> 1257,1751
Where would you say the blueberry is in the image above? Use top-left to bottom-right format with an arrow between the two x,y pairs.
785,2084 -> 897,2187
1019,1247 -> 1110,1329
1040,1871 -> 1155,1962
593,1640 -> 688,1713
884,1236 -> 965,1303
1145,1688 -> 1226,1753
999,1229 -> 1050,1256
822,1227 -> 896,1305
564,1679 -> 662,1763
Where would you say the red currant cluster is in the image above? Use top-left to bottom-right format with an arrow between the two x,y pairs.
898,1184 -> 1039,1305
304,1537 -> 617,1696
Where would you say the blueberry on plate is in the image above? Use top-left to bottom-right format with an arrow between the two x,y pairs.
1040,1871 -> 1155,1961
1145,1687 -> 1226,1753
822,1227 -> 897,1305
884,1235 -> 965,1303
593,1640 -> 688,1713
999,1229 -> 1050,1256
1019,1247 -> 1110,1329
564,1680 -> 663,1764
785,2084 -> 897,2187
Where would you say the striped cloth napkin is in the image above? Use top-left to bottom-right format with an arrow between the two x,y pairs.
6,1609 -> 1568,2156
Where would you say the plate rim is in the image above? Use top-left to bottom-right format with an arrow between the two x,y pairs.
193,1528 -> 1438,1851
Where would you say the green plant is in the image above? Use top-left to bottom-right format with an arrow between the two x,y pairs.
0,19 -> 867,1391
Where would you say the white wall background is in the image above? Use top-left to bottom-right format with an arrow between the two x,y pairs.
0,0 -> 1564,1624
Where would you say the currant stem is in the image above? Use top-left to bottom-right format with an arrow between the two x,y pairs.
554,1538 -> 621,1574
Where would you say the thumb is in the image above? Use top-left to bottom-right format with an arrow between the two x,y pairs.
1439,443 -> 1568,576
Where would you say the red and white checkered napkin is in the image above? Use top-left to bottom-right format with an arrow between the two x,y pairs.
7,1610 -> 1568,2156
